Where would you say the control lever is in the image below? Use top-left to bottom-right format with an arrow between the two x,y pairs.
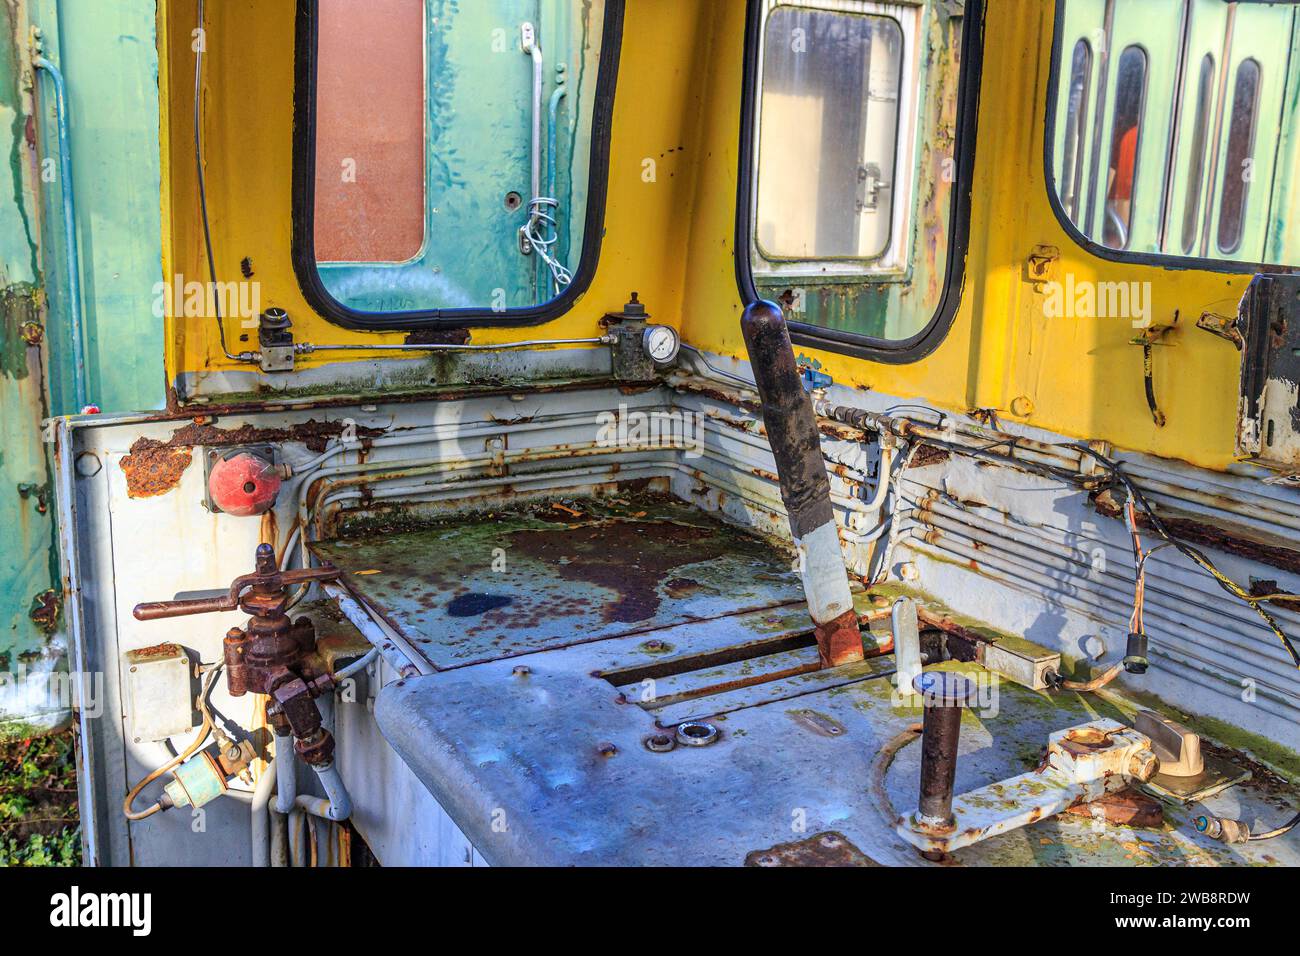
133,544 -> 343,766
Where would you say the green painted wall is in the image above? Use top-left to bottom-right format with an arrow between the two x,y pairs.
33,0 -> 165,415
1,0 -> 60,736
1,0 -> 164,736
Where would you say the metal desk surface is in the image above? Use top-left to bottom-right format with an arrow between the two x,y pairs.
321,496 -> 1300,866
312,494 -> 807,671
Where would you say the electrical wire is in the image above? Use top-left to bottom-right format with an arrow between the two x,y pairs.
1250,809 -> 1300,841
194,0 -> 249,363
122,667 -> 222,820
1068,445 -> 1300,842
1073,443 -> 1300,671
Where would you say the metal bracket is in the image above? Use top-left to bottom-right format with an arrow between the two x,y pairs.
1197,310 -> 1244,350
897,718 -> 1156,856
1025,244 -> 1060,290
1130,313 -> 1180,428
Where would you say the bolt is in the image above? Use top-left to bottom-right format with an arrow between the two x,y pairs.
1128,749 -> 1159,782
597,742 -> 617,758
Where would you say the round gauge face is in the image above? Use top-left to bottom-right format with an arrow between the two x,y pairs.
643,325 -> 680,364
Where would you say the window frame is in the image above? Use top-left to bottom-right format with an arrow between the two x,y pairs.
1179,52 -> 1215,257
1100,43 -> 1150,251
735,0 -> 986,364
1216,57 -> 1262,257
1060,37 -> 1094,225
750,4 -> 909,272
291,0 -> 627,332
1042,0 -> 1288,275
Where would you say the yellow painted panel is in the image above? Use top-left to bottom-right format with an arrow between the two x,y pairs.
161,0 -> 1252,472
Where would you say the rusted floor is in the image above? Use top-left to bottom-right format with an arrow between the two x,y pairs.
311,492 -> 808,670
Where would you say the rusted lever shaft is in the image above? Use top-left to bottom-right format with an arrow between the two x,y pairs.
133,567 -> 341,621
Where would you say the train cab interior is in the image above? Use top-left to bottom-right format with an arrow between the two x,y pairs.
6,0 -> 1300,867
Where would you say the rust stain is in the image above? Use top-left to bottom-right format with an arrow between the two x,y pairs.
161,418 -> 381,454
119,418 -> 386,498
911,443 -> 952,469
1061,788 -> 1164,829
1093,489 -> 1300,576
130,641 -> 184,662
28,590 -> 61,635
508,519 -> 740,624
744,831 -> 879,867
120,437 -> 194,498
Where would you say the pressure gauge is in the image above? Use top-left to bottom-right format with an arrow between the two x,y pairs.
642,324 -> 681,365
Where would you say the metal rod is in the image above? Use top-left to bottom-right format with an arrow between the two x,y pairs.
32,53 -> 87,412
302,336 -> 609,354
914,671 -> 974,834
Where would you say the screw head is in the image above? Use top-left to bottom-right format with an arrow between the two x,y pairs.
1128,749 -> 1159,782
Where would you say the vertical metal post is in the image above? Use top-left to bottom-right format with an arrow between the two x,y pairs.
33,50 -> 88,413
913,671 -> 975,832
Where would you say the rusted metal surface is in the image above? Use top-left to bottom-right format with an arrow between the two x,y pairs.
119,436 -> 194,498
375,626 -> 1297,867
117,414 -> 400,498
745,831 -> 880,867
1093,487 -> 1300,576
915,673 -> 974,831
814,606 -> 866,667
1061,789 -> 1164,828
132,544 -> 348,766
27,589 -> 60,635
312,492 -> 807,670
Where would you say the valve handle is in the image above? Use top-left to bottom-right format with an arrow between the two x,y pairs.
132,544 -> 340,621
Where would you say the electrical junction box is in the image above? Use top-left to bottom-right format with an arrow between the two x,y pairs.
122,643 -> 196,743
977,634 -> 1061,691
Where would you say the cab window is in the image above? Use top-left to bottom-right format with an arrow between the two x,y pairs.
296,0 -> 621,326
740,0 -> 972,349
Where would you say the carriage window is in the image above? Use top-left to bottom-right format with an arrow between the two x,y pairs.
299,0 -> 617,323
1102,46 -> 1147,250
1060,39 -> 1092,224
754,7 -> 905,262
1217,59 -> 1261,255
1181,55 -> 1214,256
1050,0 -> 1300,268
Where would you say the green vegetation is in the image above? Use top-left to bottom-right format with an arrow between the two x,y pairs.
0,731 -> 80,866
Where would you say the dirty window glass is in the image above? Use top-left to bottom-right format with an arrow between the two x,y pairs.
1049,0 -> 1300,267
308,0 -> 609,314
314,0 -> 426,263
754,7 -> 904,261
1180,54 -> 1214,256
1102,46 -> 1147,250
1060,39 -> 1092,224
1217,59 -> 1261,255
